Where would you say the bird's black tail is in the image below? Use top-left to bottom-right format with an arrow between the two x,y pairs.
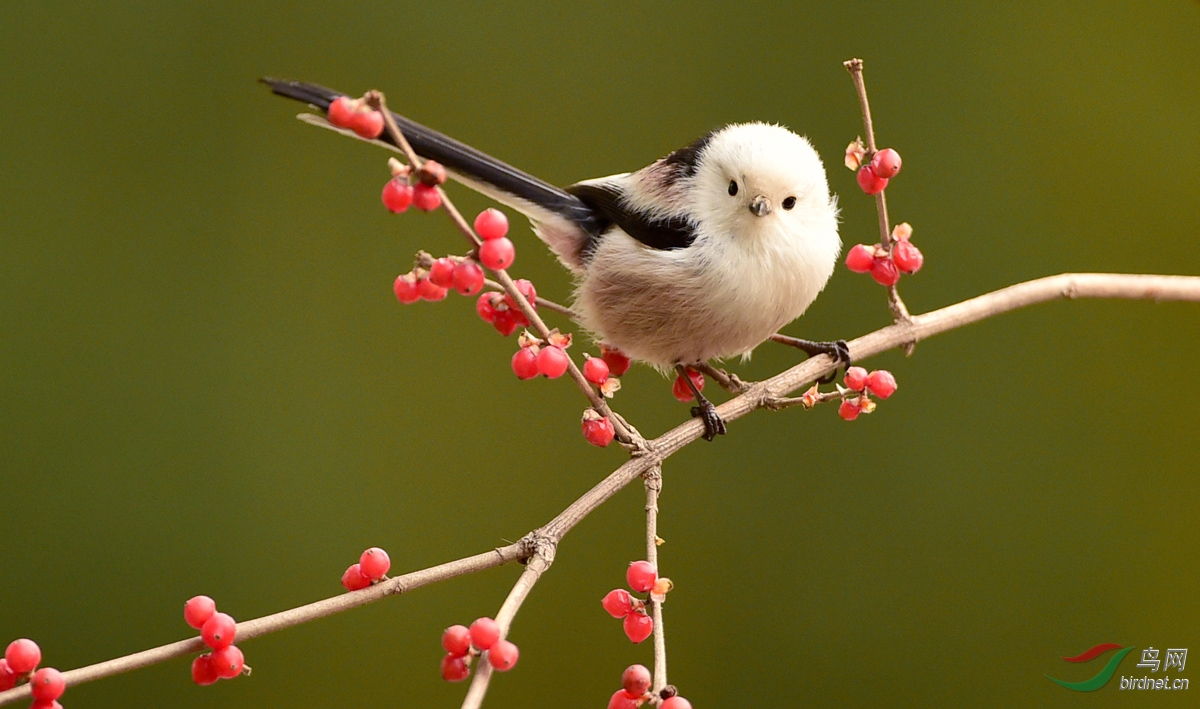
261,78 -> 598,235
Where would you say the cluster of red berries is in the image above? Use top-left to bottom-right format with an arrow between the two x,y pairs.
607,665 -> 691,709
476,278 -> 538,336
184,597 -> 246,685
845,222 -> 924,286
326,95 -> 385,140
439,617 -> 519,682
511,329 -> 572,379
381,158 -> 446,213
394,255 -> 487,303
848,145 -> 902,195
670,368 -> 704,403
340,547 -> 392,592
601,561 -> 671,644
836,367 -> 897,421
1,638 -> 65,708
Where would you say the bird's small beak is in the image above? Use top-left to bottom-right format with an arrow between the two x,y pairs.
749,195 -> 772,217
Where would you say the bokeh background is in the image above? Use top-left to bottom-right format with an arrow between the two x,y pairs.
2,2 -> 1198,707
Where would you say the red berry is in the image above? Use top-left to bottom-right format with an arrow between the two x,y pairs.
892,240 -> 924,274
600,346 -> 632,376
469,617 -> 501,651
479,237 -> 515,270
394,273 -> 421,304
838,399 -> 862,421
417,277 -> 448,302
671,368 -> 704,402
474,208 -> 510,241
856,164 -> 889,195
327,96 -> 357,129
341,563 -> 372,591
581,414 -> 615,448
191,654 -> 218,686
491,308 -> 520,336
845,244 -> 875,273
602,588 -> 634,618
359,547 -> 391,580
452,261 -> 485,295
427,258 -> 456,288
441,653 -> 470,682
870,257 -> 900,286
536,346 -> 570,378
184,595 -> 217,630
476,293 -> 500,323
0,660 -> 15,691
583,356 -> 610,385
622,664 -> 652,696
412,183 -> 442,212
381,178 -> 413,213
511,347 -> 540,380
626,560 -> 657,592
504,279 -> 537,311
871,148 -> 902,179
210,644 -> 244,679
201,612 -> 237,650
418,160 -> 447,186
351,109 -> 385,140
442,625 -> 472,657
488,639 -> 519,672
5,639 -> 40,674
608,690 -> 641,709
29,668 -> 64,701
622,612 -> 654,644
661,696 -> 693,709
844,366 -> 869,392
866,370 -> 898,399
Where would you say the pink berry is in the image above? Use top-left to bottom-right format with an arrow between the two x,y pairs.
394,273 -> 421,304
441,653 -> 470,682
871,148 -> 902,179
412,183 -> 442,212
845,244 -> 875,273
602,589 -> 634,618
661,696 -> 693,709
504,279 -> 538,311
511,347 -> 540,380
30,702 -> 62,709
488,639 -> 519,672
608,690 -> 640,709
359,547 -> 391,580
418,160 -> 447,186
191,654 -> 218,686
327,96 -> 356,128
866,370 -> 898,399
351,109 -> 384,140
626,560 -> 657,592
838,399 -> 862,421
184,595 -> 217,630
601,346 -> 632,376
474,208 -> 509,241
417,277 -> 448,302
892,240 -> 924,274
844,366 -> 869,392
29,668 -> 64,701
856,164 -> 889,195
536,346 -> 570,378
442,625 -> 472,657
479,237 -> 515,270
671,368 -> 704,402
381,178 -> 413,213
452,261 -> 485,295
5,639 -> 40,674
341,563 -> 372,591
583,356 -> 610,385
476,293 -> 500,323
210,644 -> 245,679
201,612 -> 236,650
0,660 -> 15,691
427,258 -> 456,289
870,257 -> 900,286
469,617 -> 501,651
581,415 -> 615,448
491,309 -> 520,336
622,664 -> 652,696
622,612 -> 654,644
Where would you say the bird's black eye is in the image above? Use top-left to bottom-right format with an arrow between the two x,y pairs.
782,196 -> 797,210
728,180 -> 738,196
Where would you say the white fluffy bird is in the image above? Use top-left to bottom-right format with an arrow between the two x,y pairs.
265,79 -> 846,439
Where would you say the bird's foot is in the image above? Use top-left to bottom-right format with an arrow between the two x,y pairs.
770,335 -> 851,384
690,400 -> 727,441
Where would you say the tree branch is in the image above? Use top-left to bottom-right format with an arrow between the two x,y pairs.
644,465 -> 668,693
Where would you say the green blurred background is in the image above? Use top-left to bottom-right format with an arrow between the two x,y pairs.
2,2 -> 1198,707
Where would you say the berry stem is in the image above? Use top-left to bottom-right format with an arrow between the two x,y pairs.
643,466 -> 669,693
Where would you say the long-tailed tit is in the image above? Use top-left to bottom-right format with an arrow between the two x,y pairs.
264,79 -> 847,440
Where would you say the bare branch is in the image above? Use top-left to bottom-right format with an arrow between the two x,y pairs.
644,465 -> 668,692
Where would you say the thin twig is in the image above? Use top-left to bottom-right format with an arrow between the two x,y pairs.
644,465 -> 668,692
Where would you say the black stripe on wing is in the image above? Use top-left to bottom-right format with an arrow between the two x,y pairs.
567,181 -> 697,256
261,78 -> 602,234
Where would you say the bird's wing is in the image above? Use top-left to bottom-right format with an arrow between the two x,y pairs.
565,176 -> 697,254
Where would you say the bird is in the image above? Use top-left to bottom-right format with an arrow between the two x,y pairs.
263,79 -> 846,441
